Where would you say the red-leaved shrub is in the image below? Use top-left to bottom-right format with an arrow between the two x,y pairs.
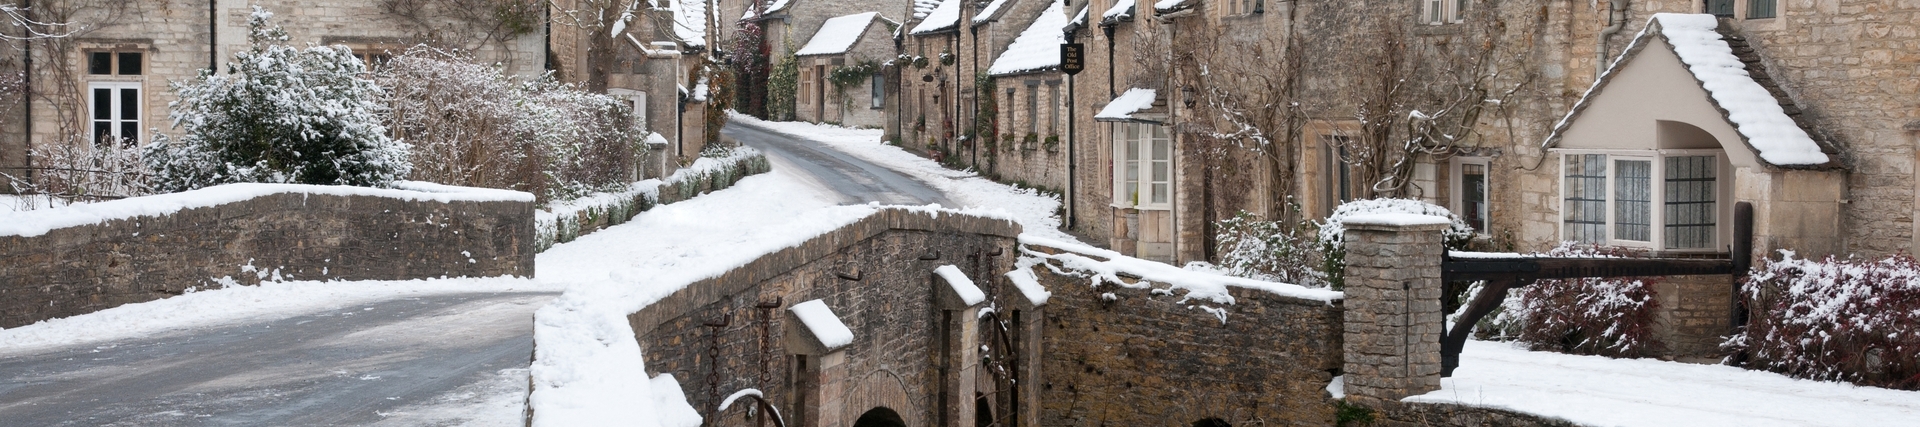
1504,243 -> 1665,358
1726,252 -> 1920,389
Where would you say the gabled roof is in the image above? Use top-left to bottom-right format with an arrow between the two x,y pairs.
913,0 -> 943,19
1100,0 -> 1134,25
986,0 -> 1068,76
1543,14 -> 1841,169
795,12 -> 887,56
973,0 -> 1014,25
909,0 -> 964,35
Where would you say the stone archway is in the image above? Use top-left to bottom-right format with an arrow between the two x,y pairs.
852,407 -> 907,427
1191,417 -> 1231,427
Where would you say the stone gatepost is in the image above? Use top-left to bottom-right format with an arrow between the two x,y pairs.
1340,214 -> 1447,404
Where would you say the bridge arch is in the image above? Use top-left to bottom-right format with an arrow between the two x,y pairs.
852,407 -> 907,427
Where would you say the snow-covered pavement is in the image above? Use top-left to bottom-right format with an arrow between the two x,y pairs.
1412,340 -> 1920,426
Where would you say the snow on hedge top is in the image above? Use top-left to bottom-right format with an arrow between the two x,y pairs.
1096,88 -> 1156,121
1018,234 -> 1343,303
935,264 -> 987,306
910,0 -> 963,34
1005,266 -> 1052,306
1318,198 -> 1474,249
1343,213 -> 1453,228
987,0 -> 1069,76
973,0 -> 1012,24
0,182 -> 533,238
797,12 -> 880,56
790,299 -> 855,349
1101,0 -> 1135,21
1651,14 -> 1829,166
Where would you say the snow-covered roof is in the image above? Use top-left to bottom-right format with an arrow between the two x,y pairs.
986,0 -> 1069,76
972,0 -> 1013,25
913,0 -> 942,19
934,265 -> 987,306
665,0 -> 707,48
1543,14 -> 1839,168
788,299 -> 855,350
1100,0 -> 1135,24
1153,0 -> 1196,14
795,12 -> 881,56
1095,88 -> 1157,122
1068,5 -> 1088,29
765,0 -> 793,15
910,0 -> 963,35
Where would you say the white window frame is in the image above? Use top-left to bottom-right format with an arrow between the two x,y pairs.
1423,0 -> 1467,25
1112,121 -> 1172,210
870,73 -> 885,109
1450,156 -> 1490,234
87,81 -> 142,146
1555,149 -> 1731,252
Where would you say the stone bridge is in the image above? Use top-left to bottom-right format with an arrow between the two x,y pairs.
622,209 -> 1564,427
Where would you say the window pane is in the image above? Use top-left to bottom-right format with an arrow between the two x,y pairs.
119,88 -> 139,121
1462,163 -> 1487,231
92,121 -> 112,145
120,122 -> 138,146
871,74 -> 884,108
1707,0 -> 1735,16
1564,154 -> 1607,243
92,88 -> 111,120
1665,156 -> 1716,249
118,52 -> 142,75
1615,159 -> 1651,241
1152,183 -> 1168,204
89,52 -> 112,75
1748,0 -> 1776,18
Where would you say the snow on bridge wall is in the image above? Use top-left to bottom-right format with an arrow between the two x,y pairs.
0,183 -> 535,328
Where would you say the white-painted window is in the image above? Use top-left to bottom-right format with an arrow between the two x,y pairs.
1559,151 -> 1727,250
1451,157 -> 1490,232
88,81 -> 141,147
1113,122 -> 1171,208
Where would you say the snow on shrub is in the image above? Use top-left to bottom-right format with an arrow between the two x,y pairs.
1213,207 -> 1325,286
378,47 -> 645,203
1726,251 -> 1920,389
145,7 -> 408,192
1496,243 -> 1664,358
1317,198 -> 1473,288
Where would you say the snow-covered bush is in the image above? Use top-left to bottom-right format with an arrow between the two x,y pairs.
1498,243 -> 1664,358
1213,208 -> 1325,286
1727,251 -> 1920,389
377,46 -> 643,202
7,136 -> 154,204
145,8 -> 408,192
1317,198 -> 1474,288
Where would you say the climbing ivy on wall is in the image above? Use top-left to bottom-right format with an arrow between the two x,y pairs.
973,72 -> 998,154
827,59 -> 881,92
767,52 -> 799,121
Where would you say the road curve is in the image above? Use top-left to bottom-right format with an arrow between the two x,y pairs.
723,120 -> 956,207
0,291 -> 552,427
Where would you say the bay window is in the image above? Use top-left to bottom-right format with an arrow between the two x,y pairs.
1560,151 -> 1727,251
1114,122 -> 1171,208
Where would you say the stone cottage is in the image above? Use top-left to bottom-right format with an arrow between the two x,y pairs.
793,12 -> 897,127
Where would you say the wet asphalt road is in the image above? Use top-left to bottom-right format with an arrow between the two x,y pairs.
0,291 -> 552,427
723,120 -> 957,207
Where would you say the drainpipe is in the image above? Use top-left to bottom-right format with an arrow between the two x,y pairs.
20,0 -> 33,189
1065,28 -> 1078,230
1596,0 -> 1628,76
208,0 -> 217,71
969,23 -> 979,169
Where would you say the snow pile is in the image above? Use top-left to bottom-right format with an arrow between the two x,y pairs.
973,0 -> 1011,24
986,0 -> 1069,76
0,182 -> 532,238
1095,88 -> 1156,121
795,12 -> 879,56
909,0 -> 963,35
1101,0 -> 1135,22
1728,251 -> 1920,389
1317,198 -> 1474,250
1410,340 -> 1920,426
0,277 -> 558,356
727,112 -> 1072,242
934,265 -> 988,305
789,299 -> 856,349
1018,234 -> 1342,304
1004,266 -> 1052,306
1652,14 -> 1828,166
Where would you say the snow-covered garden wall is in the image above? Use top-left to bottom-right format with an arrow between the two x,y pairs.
0,183 -> 535,328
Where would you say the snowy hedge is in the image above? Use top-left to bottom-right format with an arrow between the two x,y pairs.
1318,198 -> 1473,288
1213,208 -> 1325,287
145,8 -> 408,192
378,47 -> 645,203
1490,243 -> 1665,359
1726,252 -> 1920,390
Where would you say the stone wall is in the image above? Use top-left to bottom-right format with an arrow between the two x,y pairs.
628,209 -> 1029,427
1031,263 -> 1346,425
0,185 -> 535,328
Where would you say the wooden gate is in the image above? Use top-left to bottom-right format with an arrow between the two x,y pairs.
1437,203 -> 1755,376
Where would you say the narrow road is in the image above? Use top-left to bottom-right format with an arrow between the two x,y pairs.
0,291 -> 551,426
724,120 -> 956,207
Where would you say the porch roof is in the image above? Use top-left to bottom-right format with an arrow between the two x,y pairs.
1095,88 -> 1159,123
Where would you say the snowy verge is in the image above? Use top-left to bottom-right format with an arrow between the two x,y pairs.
0,277 -> 557,356
0,182 -> 533,238
1017,234 -> 1342,303
1411,340 -> 1920,427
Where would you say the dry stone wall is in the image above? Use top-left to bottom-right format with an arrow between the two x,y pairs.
0,187 -> 534,328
